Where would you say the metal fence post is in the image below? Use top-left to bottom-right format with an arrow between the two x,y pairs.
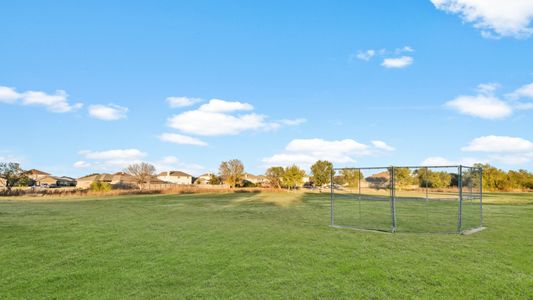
390,166 -> 397,232
330,169 -> 334,226
479,167 -> 483,227
457,165 -> 463,233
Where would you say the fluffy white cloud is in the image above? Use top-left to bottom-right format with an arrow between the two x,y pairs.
355,50 -> 376,61
445,94 -> 512,119
371,140 -> 395,151
507,82 -> 533,101
198,99 -> 254,113
381,56 -> 414,68
166,96 -> 202,108
158,133 -> 208,146
462,135 -> 533,153
431,0 -> 533,38
166,98 -> 303,137
0,86 -> 21,103
354,47 -> 414,68
262,138 -> 394,167
458,135 -> 533,165
0,85 -> 83,112
88,104 -> 128,121
79,149 -> 146,160
443,83 -> 533,119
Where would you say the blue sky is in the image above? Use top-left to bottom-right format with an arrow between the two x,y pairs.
1,0 -> 533,177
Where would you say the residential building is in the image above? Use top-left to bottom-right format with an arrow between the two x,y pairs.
157,171 -> 193,185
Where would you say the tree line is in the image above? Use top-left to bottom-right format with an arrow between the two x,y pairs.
1,161 -> 532,193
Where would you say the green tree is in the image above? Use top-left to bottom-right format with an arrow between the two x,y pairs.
219,159 -> 244,188
209,174 -> 223,185
310,160 -> 333,187
339,169 -> 362,187
416,169 -> 452,189
0,162 -> 28,192
474,164 -> 512,191
265,166 -> 284,189
282,165 -> 306,190
392,167 -> 414,189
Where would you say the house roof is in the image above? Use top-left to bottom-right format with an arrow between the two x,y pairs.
26,169 -> 50,175
158,171 -> 192,177
367,171 -> 390,179
78,173 -> 113,182
58,176 -> 76,181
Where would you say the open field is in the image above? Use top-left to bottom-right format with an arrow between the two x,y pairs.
1,192 -> 532,298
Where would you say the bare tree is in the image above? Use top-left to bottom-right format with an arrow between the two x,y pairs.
219,159 -> 244,188
125,162 -> 156,190
0,162 -> 27,193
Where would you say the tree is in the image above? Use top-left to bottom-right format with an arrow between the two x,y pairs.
125,162 -> 156,190
282,165 -> 306,190
219,159 -> 244,188
209,174 -> 223,185
310,160 -> 333,187
392,167 -> 414,189
0,162 -> 27,193
416,169 -> 452,189
474,164 -> 512,191
339,169 -> 362,187
265,166 -> 285,189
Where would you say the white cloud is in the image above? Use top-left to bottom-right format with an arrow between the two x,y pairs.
88,104 -> 128,121
158,133 -> 208,146
462,135 -> 533,153
79,149 -> 146,160
262,138 -> 394,167
166,96 -> 202,108
381,56 -> 414,68
355,50 -> 376,61
371,140 -> 395,151
0,85 -> 83,112
421,156 -> 456,166
0,86 -> 21,103
445,94 -> 512,119
277,118 -> 307,126
73,161 -> 91,168
445,82 -> 533,119
510,82 -> 533,98
459,135 -> 533,165
198,99 -> 254,113
166,98 -> 303,137
431,0 -> 533,38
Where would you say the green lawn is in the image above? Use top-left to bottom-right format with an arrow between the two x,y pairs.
1,192 -> 532,299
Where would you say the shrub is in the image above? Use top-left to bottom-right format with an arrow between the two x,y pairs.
90,181 -> 112,192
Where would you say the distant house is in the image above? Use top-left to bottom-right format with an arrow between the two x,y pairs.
157,171 -> 193,185
77,173 -> 113,189
194,172 -> 214,184
57,176 -> 77,187
366,171 -> 390,188
110,172 -> 137,188
37,175 -> 59,186
243,173 -> 268,185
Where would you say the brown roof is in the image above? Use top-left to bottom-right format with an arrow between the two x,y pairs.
158,171 -> 192,177
78,173 -> 113,182
26,169 -> 50,175
367,171 -> 390,179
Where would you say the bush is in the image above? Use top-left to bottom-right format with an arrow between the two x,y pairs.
90,181 -> 112,192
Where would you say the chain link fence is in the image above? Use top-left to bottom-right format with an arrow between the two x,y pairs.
330,165 -> 483,234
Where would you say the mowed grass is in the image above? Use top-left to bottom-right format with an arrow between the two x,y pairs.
0,192 -> 532,299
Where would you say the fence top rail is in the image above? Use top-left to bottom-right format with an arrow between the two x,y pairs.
333,165 -> 481,170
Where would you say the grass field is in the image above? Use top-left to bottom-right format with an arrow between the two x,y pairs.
1,192 -> 532,298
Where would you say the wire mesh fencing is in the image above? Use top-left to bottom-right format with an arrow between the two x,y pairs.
330,165 -> 483,234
